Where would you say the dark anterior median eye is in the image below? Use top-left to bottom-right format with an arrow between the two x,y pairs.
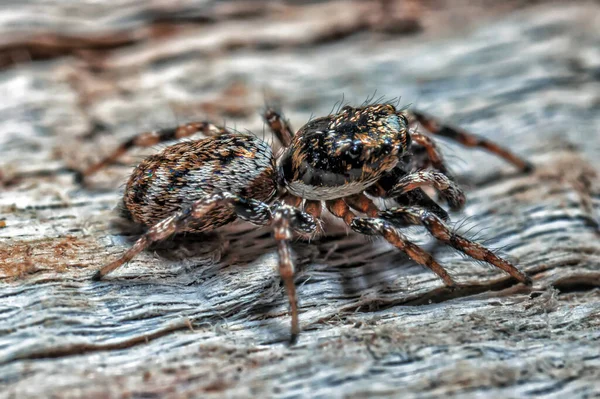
348,142 -> 362,159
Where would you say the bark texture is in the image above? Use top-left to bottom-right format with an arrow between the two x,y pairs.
0,1 -> 599,398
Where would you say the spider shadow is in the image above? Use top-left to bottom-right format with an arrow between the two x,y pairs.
301,227 -> 524,317
104,216 -> 521,341
108,216 -> 299,337
307,231 -> 428,299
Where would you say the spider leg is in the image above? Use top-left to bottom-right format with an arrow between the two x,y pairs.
271,203 -> 317,343
407,109 -> 534,172
92,192 -> 316,343
326,198 -> 457,288
393,188 -> 450,222
343,193 -> 379,217
91,193 -> 266,280
77,121 -> 228,182
303,200 -> 325,234
368,176 -> 450,222
264,108 -> 294,148
387,171 -> 466,211
303,200 -> 322,219
410,131 -> 451,175
378,206 -> 532,285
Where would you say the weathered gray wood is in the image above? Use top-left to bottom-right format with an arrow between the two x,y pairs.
1,1 -> 599,398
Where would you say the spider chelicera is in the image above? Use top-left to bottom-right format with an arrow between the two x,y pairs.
80,102 -> 533,343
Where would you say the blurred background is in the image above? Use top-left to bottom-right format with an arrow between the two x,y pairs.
0,0 -> 597,186
1,1 -> 599,398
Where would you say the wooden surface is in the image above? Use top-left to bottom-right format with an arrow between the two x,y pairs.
1,1 -> 599,398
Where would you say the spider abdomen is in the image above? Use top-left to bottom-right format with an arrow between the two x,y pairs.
123,133 -> 276,231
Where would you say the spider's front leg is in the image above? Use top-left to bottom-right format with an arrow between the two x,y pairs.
368,173 -> 450,222
406,109 -> 534,172
341,193 -> 531,287
377,206 -> 532,285
327,197 -> 457,289
387,170 -> 466,211
77,121 -> 228,183
393,188 -> 450,222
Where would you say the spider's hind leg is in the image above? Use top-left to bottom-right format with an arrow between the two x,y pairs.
77,121 -> 228,183
91,192 -> 266,281
93,192 -> 317,344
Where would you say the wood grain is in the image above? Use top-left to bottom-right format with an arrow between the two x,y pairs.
0,1 -> 599,398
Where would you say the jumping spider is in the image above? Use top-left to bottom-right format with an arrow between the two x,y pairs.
81,103 -> 533,343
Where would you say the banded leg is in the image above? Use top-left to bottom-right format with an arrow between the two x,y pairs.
77,121 -> 228,182
387,171 -> 466,211
304,200 -> 324,233
394,188 -> 450,222
378,206 -> 532,285
303,200 -> 322,219
264,108 -> 294,148
345,191 -> 448,227
326,199 -> 457,288
408,110 -> 533,172
92,192 -> 316,343
344,193 -> 379,217
92,193 -> 265,280
368,174 -> 450,221
271,204 -> 317,343
344,194 -> 457,285
410,131 -> 450,175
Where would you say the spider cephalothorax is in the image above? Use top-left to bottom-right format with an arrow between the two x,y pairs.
279,104 -> 410,200
80,102 -> 533,343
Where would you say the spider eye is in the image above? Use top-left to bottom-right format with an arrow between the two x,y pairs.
399,114 -> 409,127
347,143 -> 362,159
381,138 -> 393,155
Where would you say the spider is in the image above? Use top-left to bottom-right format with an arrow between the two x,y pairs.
81,102 -> 533,343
